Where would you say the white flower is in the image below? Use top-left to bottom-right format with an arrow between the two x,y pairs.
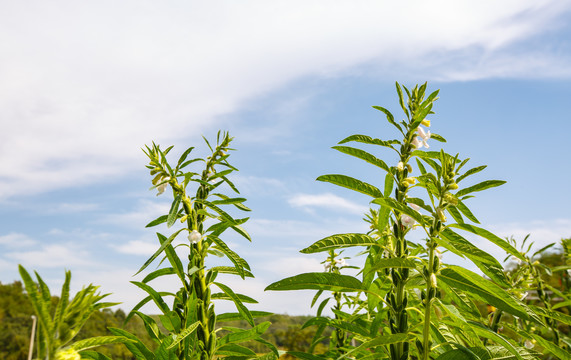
435,249 -> 443,261
410,203 -> 420,212
524,340 -> 535,349
401,214 -> 415,228
335,258 -> 347,267
324,263 -> 332,271
430,273 -> 438,287
156,176 -> 170,196
417,127 -> 431,148
411,137 -> 423,149
188,230 -> 202,244
397,162 -> 404,171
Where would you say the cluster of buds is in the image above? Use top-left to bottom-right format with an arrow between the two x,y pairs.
154,175 -> 170,196
324,257 -> 347,272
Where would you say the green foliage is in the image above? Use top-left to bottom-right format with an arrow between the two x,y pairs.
266,83 -> 571,360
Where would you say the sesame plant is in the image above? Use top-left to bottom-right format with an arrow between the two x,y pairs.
18,265 -> 125,360
266,83 -> 571,359
108,132 -> 277,360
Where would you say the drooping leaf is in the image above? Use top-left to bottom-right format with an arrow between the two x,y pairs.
438,229 -> 509,287
214,282 -> 254,326
465,321 -> 524,360
130,281 -> 171,315
71,336 -> 133,352
300,233 -> 378,254
439,266 -> 540,323
449,224 -> 525,262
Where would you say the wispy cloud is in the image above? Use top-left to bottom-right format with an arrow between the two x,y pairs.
0,1 -> 569,200
288,193 -> 368,215
0,233 -> 37,248
6,243 -> 95,268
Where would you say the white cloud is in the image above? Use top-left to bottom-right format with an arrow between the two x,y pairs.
0,1 -> 570,200
0,233 -> 37,248
113,240 -> 159,256
6,243 -> 95,268
289,192 -> 368,215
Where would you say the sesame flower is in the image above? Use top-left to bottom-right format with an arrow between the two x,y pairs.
417,127 -> 431,148
188,230 -> 202,244
335,258 -> 347,267
156,176 -> 170,196
397,161 -> 404,171
421,119 -> 431,127
410,203 -> 421,212
401,214 -> 415,228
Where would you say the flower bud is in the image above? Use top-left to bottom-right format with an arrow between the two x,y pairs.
55,349 -> 81,360
430,273 -> 438,288
444,193 -> 458,206
188,230 -> 202,244
449,183 -> 459,190
437,208 -> 447,222
401,214 -> 415,228
421,119 -> 431,127
406,164 -> 413,172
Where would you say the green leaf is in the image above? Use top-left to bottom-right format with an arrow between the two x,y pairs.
431,133 -> 447,143
210,266 -> 253,278
218,321 -> 271,347
332,145 -> 391,173
439,229 -> 509,287
142,267 -> 176,283
337,134 -> 400,148
214,282 -> 255,326
434,349 -> 480,360
265,272 -> 362,293
210,236 -> 250,278
211,292 -> 258,304
167,321 -> 200,350
529,332 -> 571,359
344,333 -> 412,357
18,265 -> 54,342
365,257 -> 418,274
108,327 -> 154,360
130,281 -> 171,315
216,343 -> 257,357
71,336 -> 133,351
217,311 -> 272,322
456,165 -> 487,183
449,224 -> 525,262
372,105 -> 402,132
372,197 -> 424,225
530,305 -> 571,326
300,233 -> 378,254
79,351 -> 113,360
53,270 -> 71,339
146,215 -> 168,228
396,82 -> 410,118
167,194 -> 182,228
287,352 -> 325,360
456,180 -> 506,197
159,310 -> 182,333
456,200 -> 480,224
134,229 -> 185,276
317,174 -> 383,198
465,321 -> 524,360
439,266 -> 540,323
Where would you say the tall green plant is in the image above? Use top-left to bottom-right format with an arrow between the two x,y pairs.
110,132 -> 276,360
266,83 -> 570,359
18,265 -> 125,360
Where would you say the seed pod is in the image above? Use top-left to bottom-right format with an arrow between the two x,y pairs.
416,339 -> 424,353
433,256 -> 440,272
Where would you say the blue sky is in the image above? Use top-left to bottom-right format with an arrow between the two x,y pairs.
1,1 -> 571,316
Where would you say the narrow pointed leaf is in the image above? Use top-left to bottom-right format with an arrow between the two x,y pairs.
265,272 -> 362,293
301,233 -> 378,254
130,281 -> 171,315
166,321 -> 200,350
365,257 -> 418,274
449,224 -> 525,262
134,229 -> 185,276
214,282 -> 254,326
317,174 -> 383,198
456,180 -> 506,197
71,336 -> 133,351
332,146 -> 391,172
372,197 -> 424,225
218,321 -> 271,346
146,215 -> 168,228
439,266 -> 540,323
